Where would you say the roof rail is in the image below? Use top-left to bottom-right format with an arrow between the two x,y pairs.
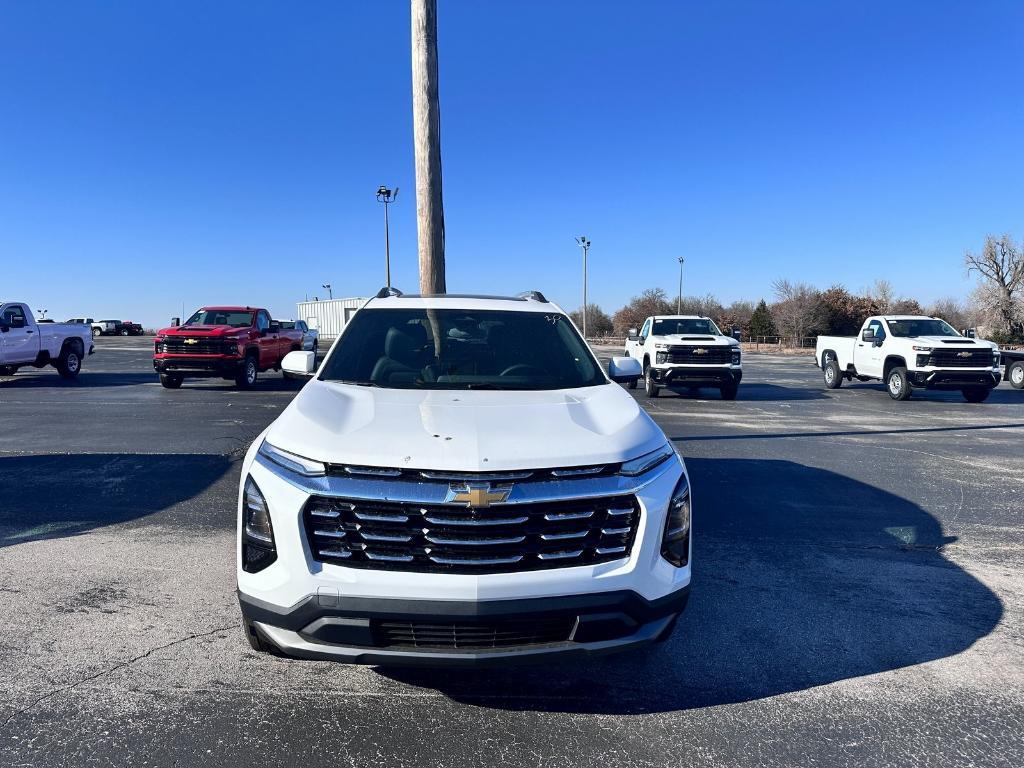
375,286 -> 403,299
516,290 -> 548,303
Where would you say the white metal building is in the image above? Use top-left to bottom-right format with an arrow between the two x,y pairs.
296,297 -> 367,339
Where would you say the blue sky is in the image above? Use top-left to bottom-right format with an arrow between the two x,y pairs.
2,1 -> 1022,327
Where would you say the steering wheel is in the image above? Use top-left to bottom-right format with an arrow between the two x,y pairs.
500,364 -> 546,377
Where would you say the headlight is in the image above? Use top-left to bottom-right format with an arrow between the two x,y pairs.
241,476 -> 277,573
661,474 -> 691,567
619,443 -> 674,477
656,351 -> 667,364
654,343 -> 668,349
259,440 -> 326,477
912,346 -> 933,352
993,351 -> 1000,366
916,354 -> 930,368
731,348 -> 741,365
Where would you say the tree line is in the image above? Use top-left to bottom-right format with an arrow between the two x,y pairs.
569,233 -> 1024,344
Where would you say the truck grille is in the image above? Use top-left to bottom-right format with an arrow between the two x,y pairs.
926,348 -> 993,368
373,617 -> 574,649
665,345 -> 732,364
303,494 -> 641,574
157,337 -> 232,355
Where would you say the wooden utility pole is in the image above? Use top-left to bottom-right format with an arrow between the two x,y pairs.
411,0 -> 446,294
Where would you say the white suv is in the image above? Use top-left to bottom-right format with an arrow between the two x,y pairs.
237,290 -> 691,666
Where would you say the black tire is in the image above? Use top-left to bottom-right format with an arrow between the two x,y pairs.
962,387 -> 991,403
823,359 -> 843,389
56,346 -> 82,379
886,366 -> 912,401
0,366 -> 16,376
235,354 -> 258,389
159,373 -> 183,389
121,329 -> 129,336
243,621 -> 284,656
1009,361 -> 1024,390
720,381 -> 739,400
644,365 -> 660,398
627,377 -> 637,390
91,326 -> 101,338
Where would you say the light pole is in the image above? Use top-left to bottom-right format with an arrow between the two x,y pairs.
376,186 -> 399,287
575,236 -> 591,339
677,256 -> 685,314
322,283 -> 333,300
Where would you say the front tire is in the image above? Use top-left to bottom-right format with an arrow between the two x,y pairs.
56,348 -> 82,379
235,355 -> 258,389
159,373 -> 183,389
644,365 -> 660,398
91,327 -> 101,338
886,367 -> 912,401
962,387 -> 991,403
121,329 -> 129,336
720,381 -> 739,400
1009,361 -> 1024,390
823,359 -> 843,389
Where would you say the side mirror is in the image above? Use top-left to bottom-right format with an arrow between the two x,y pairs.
269,322 -> 281,334
627,328 -> 639,341
10,317 -> 25,329
282,350 -> 316,380
170,317 -> 180,327
608,356 -> 642,384
861,328 -> 876,343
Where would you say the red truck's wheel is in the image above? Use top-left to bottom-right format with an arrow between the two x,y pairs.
236,355 -> 258,389
159,374 -> 183,389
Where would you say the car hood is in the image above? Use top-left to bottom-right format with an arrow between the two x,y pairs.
264,381 -> 667,472
157,325 -> 245,336
901,336 -> 997,350
655,334 -> 738,346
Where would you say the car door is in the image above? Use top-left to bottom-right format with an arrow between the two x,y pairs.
0,305 -> 36,364
637,318 -> 653,362
857,319 -> 886,378
255,311 -> 275,369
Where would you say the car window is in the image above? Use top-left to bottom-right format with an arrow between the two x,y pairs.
868,320 -> 886,341
319,308 -> 606,391
184,309 -> 254,328
640,319 -> 651,339
652,318 -> 722,335
256,311 -> 270,332
2,305 -> 26,325
888,319 -> 960,338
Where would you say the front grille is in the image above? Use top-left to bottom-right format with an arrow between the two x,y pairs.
373,617 -> 574,649
303,494 -> 641,574
157,337 -> 233,355
927,348 -> 993,368
665,345 -> 732,364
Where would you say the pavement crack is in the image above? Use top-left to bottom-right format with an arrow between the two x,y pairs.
0,624 -> 235,731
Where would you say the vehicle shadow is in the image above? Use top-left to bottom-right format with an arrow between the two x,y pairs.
0,453 -> 236,548
377,458 -> 1002,714
835,382 -> 1023,404
0,372 -> 159,388
658,383 -> 827,402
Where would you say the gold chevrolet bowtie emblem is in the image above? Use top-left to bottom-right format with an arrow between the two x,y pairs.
957,351 -> 972,358
184,338 -> 199,345
448,483 -> 512,507
693,348 -> 708,355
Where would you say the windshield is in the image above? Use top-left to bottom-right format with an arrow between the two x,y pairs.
319,308 -> 606,390
184,309 -> 254,328
887,319 -> 960,338
277,321 -> 296,330
652,318 -> 721,335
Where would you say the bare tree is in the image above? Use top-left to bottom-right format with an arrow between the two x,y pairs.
569,304 -> 613,338
770,279 -> 825,343
928,297 -> 969,331
965,235 -> 1024,338
869,279 -> 895,313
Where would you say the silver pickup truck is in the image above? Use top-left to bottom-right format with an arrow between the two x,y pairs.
0,302 -> 94,379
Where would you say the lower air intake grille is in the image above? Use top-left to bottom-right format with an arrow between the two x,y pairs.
303,494 -> 641,574
373,617 -> 575,649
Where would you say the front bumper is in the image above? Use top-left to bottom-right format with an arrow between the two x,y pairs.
652,365 -> 742,387
909,369 -> 1001,389
240,587 -> 688,667
154,355 -> 243,377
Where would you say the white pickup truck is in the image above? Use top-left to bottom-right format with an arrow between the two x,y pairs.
0,302 -> 94,379
816,315 -> 1001,402
625,315 -> 742,399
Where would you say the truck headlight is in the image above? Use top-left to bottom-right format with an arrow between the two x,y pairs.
656,352 -> 667,364
241,476 -> 277,573
620,443 -> 674,477
258,440 -> 326,477
731,348 -> 741,365
993,351 -> 1000,366
916,354 -> 930,368
661,474 -> 691,567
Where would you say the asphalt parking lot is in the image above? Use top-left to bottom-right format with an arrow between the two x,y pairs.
1,337 -> 1022,767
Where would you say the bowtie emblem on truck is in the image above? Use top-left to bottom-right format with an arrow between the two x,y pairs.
183,338 -> 199,345
446,482 -> 513,507
957,351 -> 972,358
693,348 -> 708,355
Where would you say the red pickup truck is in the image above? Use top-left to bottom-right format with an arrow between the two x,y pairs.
153,306 -> 305,389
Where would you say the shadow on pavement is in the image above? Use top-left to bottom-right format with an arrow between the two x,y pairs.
675,422 -> 1024,442
0,453 -> 235,547
656,383 -> 827,402
378,458 -> 1003,714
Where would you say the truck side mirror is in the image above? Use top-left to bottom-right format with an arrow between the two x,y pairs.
627,328 -> 639,341
861,328 -> 876,342
608,356 -> 642,384
269,321 -> 281,334
170,317 -> 180,327
10,317 -> 25,329
282,351 -> 316,381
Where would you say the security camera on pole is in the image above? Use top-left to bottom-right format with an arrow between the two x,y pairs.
576,236 -> 591,339
376,185 -> 399,288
